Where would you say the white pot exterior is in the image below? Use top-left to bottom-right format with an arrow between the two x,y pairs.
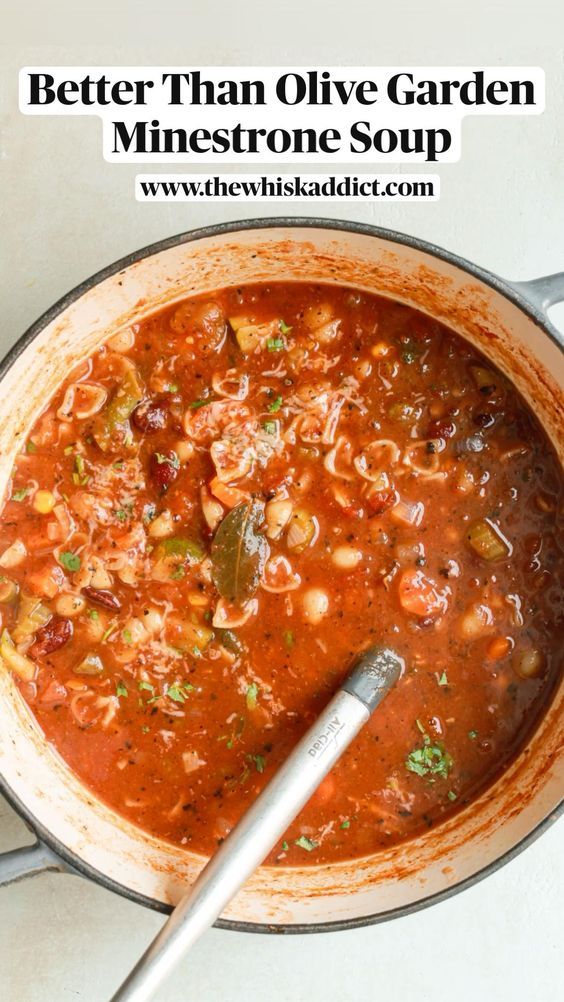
0,222 -> 562,928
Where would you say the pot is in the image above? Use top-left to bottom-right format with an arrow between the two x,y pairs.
0,218 -> 562,932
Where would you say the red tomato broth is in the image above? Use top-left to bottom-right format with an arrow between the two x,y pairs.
0,282 -> 562,865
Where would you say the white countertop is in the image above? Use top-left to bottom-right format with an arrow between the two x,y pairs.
1,3 -> 563,1000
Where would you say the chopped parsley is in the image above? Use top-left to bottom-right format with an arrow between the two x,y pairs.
437,671 -> 448,687
166,383 -> 179,393
246,683 -> 259,710
11,488 -> 29,502
281,840 -> 289,851
262,420 -> 277,435
267,394 -> 283,413
294,835 -> 318,852
170,565 -> 186,580
406,723 -> 453,780
141,725 -> 150,734
468,729 -> 478,741
87,608 -> 99,621
447,790 -> 457,802
166,682 -> 194,704
121,629 -> 133,644
116,681 -> 128,698
138,680 -> 155,693
266,336 -> 285,352
279,319 -> 292,334
59,551 -> 80,573
248,753 -> 266,773
340,820 -> 350,830
26,440 -> 37,454
189,398 -> 211,410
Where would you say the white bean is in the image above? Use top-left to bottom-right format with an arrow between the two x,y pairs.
514,648 -> 544,679
302,587 -> 329,625
304,303 -> 334,330
331,545 -> 362,570
265,499 -> 293,540
459,603 -> 493,641
55,593 -> 86,618
142,607 -> 164,636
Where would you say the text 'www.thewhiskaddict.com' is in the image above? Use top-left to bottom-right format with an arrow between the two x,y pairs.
135,173 -> 439,202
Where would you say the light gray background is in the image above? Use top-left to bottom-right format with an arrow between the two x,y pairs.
1,3 -> 563,1000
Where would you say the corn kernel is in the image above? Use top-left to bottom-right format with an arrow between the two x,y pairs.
33,490 -> 56,514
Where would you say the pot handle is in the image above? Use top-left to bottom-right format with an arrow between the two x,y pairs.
0,839 -> 70,887
512,272 -> 564,312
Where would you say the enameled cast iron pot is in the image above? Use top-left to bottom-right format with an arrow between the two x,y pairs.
0,218 -> 562,932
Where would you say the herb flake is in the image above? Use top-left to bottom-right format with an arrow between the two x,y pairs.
59,551 -> 81,573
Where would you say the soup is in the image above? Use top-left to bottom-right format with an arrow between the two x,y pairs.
0,283 -> 561,864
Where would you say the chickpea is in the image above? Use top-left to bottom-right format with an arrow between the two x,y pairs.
303,302 -> 334,330
331,545 -> 362,570
302,587 -> 329,625
459,603 -> 494,641
54,593 -> 86,618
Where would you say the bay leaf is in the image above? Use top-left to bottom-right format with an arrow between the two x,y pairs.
211,500 -> 268,603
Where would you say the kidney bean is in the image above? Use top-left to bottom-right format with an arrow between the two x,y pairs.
29,617 -> 73,658
132,399 -> 167,433
150,451 -> 179,493
81,586 -> 122,611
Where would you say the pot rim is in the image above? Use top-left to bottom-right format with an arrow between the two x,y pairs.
1,215 -> 562,933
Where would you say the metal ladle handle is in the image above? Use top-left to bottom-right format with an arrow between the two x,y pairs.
111,647 -> 403,1002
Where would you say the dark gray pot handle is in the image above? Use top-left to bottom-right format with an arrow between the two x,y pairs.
0,839 -> 71,887
512,272 -> 564,311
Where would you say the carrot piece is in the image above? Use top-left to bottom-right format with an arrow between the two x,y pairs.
209,477 -> 249,509
398,568 -> 446,619
486,636 -> 512,661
